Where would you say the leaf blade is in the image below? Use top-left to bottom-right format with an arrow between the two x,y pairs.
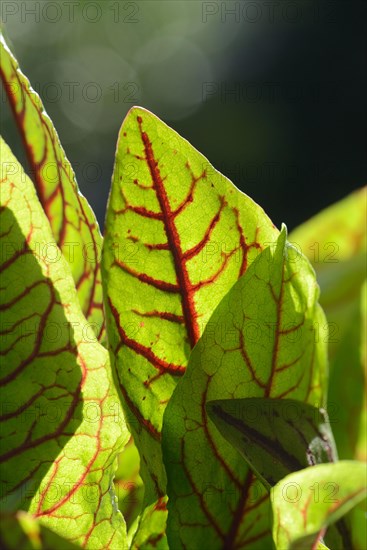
162,227 -> 328,549
0,138 -> 128,548
102,106 -> 278,500
0,34 -> 105,341
271,461 -> 367,550
206,398 -> 337,490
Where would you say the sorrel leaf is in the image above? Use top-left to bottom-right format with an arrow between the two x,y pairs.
102,106 -> 278,501
130,499 -> 168,550
290,187 -> 366,460
271,461 -> 367,550
0,138 -> 128,548
206,398 -> 337,489
0,34 -> 105,341
162,227 -> 328,549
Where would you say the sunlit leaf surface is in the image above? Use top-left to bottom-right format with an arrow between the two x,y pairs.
0,34 -> 105,341
0,138 -> 128,548
102,106 -> 278,505
162,228 -> 328,549
271,461 -> 367,550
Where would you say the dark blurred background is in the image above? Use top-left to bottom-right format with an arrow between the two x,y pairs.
1,0 -> 366,231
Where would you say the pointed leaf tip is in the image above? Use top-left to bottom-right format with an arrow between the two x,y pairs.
103,106 -> 279,505
0,35 -> 105,342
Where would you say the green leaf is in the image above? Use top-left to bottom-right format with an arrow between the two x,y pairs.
290,187 -> 366,460
130,498 -> 168,550
0,510 -> 78,550
0,138 -> 128,548
0,34 -> 105,342
271,461 -> 367,550
162,227 -> 328,549
206,398 -> 337,490
289,187 -> 366,311
102,106 -> 278,501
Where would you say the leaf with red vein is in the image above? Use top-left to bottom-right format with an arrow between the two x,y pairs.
207,398 -> 355,549
271,461 -> 367,550
162,227 -> 328,549
0,138 -> 129,548
0,34 -> 105,342
102,106 -> 278,506
206,398 -> 337,489
130,497 -> 168,550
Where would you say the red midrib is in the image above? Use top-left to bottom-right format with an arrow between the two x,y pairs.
137,116 -> 200,348
222,470 -> 254,549
0,63 -> 103,336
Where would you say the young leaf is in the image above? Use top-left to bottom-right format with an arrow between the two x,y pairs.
102,106 -> 278,500
290,187 -> 366,460
0,35 -> 105,341
206,398 -> 352,549
206,398 -> 337,490
0,138 -> 128,548
162,227 -> 328,549
130,498 -> 168,550
271,461 -> 367,550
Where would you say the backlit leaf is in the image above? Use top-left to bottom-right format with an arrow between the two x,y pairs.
0,34 -> 105,341
0,138 -> 128,548
102,106 -> 278,502
271,461 -> 367,550
162,227 -> 328,549
130,498 -> 168,550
